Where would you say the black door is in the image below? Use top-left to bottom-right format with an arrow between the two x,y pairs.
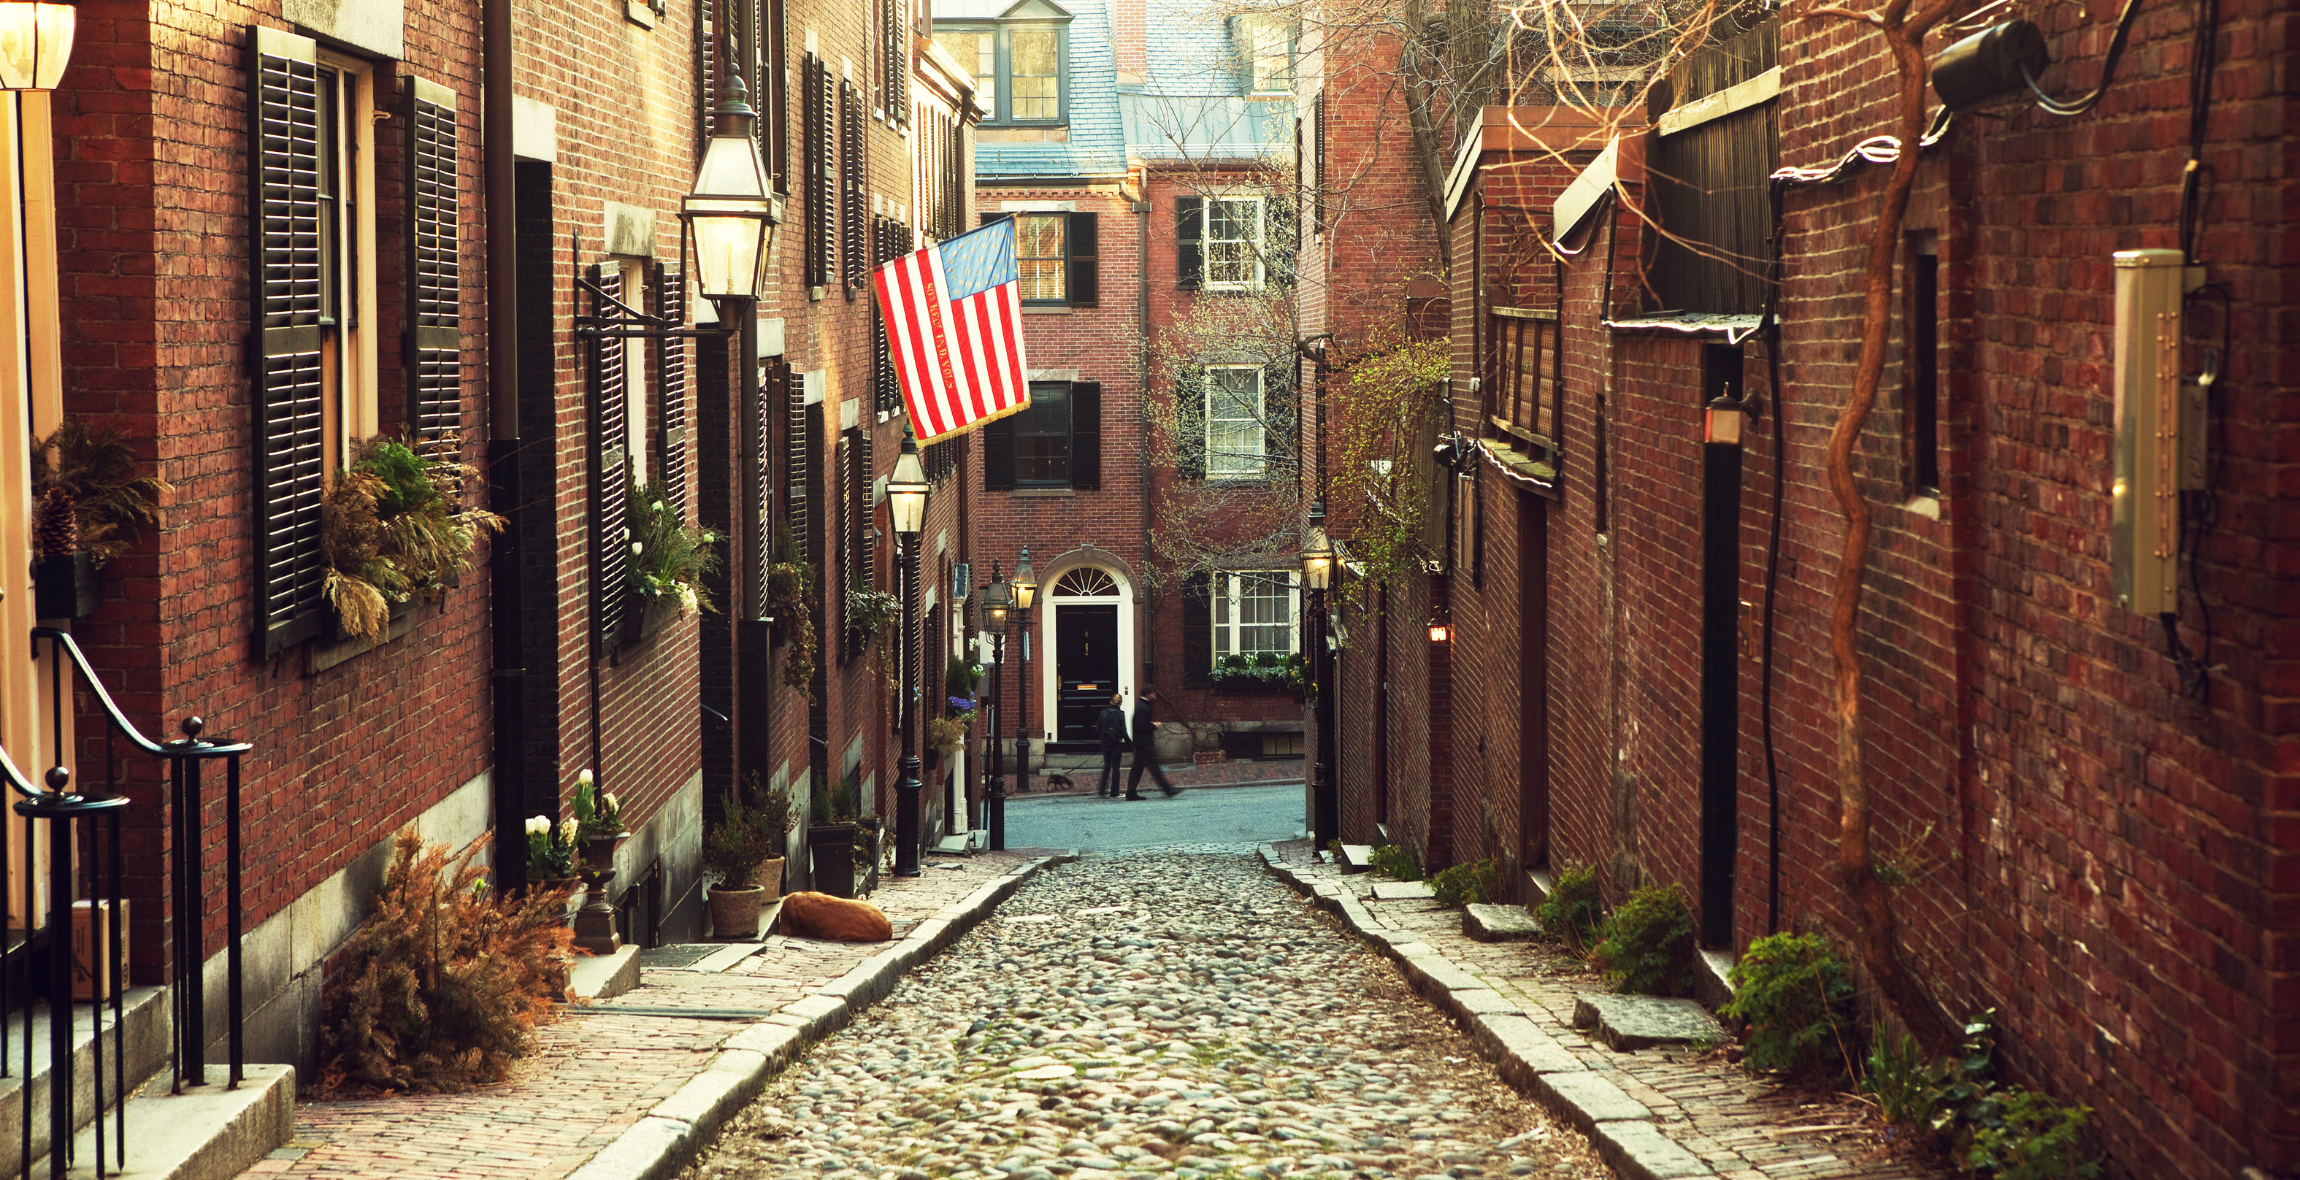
1055,604 -> 1119,743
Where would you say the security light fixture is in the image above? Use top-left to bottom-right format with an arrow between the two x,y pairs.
1704,396 -> 1747,446
889,429 -> 931,536
684,73 -> 780,307
1428,621 -> 1451,644
0,0 -> 76,91
1932,20 -> 2048,111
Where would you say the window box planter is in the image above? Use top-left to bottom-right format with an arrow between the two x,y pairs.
33,552 -> 99,620
1209,674 -> 1295,696
620,591 -> 680,649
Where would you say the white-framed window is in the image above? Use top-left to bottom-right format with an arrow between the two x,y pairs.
1203,195 -> 1264,290
619,258 -> 652,485
1014,212 -> 1066,302
931,10 -> 1068,126
1205,365 -> 1265,479
1212,571 -> 1298,664
315,51 -> 381,470
1237,15 -> 1295,94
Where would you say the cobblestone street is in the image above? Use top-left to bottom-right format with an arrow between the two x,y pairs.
680,851 -> 1608,1180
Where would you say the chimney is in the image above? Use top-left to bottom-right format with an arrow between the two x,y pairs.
1112,0 -> 1147,83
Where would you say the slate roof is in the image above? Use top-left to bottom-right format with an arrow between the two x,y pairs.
960,0 -> 1293,180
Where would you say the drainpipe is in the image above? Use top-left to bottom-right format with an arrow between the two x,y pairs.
483,0 -> 526,890
1135,169 -> 1153,692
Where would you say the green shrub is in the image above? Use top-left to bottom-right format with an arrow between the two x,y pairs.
1591,885 -> 1696,995
1862,1011 -> 2100,1178
1368,843 -> 1421,881
1430,858 -> 1502,907
1535,863 -> 1603,951
1722,933 -> 1857,1078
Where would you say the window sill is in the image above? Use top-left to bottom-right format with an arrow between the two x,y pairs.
1021,304 -> 1073,315
1009,487 -> 1074,498
978,125 -> 1070,143
310,599 -> 424,673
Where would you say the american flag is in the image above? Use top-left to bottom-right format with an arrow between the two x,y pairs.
873,218 -> 1031,443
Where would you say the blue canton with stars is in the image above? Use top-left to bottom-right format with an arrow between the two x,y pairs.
939,219 -> 1018,302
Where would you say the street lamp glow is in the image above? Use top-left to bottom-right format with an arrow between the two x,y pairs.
979,571 -> 1012,637
889,430 -> 931,536
0,1 -> 76,91
682,74 -> 778,305
1300,525 -> 1336,592
1011,548 -> 1037,612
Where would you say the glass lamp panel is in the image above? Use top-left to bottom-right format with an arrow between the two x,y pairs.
690,215 -> 766,300
693,132 -> 772,204
0,3 -> 75,91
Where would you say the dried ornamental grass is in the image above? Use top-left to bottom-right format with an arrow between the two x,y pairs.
317,831 -> 578,1094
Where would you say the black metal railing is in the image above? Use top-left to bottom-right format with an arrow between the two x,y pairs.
0,628 -> 251,1180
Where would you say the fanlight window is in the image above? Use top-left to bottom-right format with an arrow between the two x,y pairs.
1053,568 -> 1118,597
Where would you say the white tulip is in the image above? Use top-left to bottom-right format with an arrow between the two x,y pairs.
578,769 -> 595,787
526,815 -> 549,836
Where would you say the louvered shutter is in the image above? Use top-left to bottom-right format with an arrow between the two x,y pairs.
1174,196 -> 1203,289
657,263 -> 690,518
1312,91 -> 1326,236
857,424 -> 875,580
842,79 -> 868,293
1182,573 -> 1213,687
1174,367 -> 1206,480
803,55 -> 830,289
1067,211 -> 1098,307
753,361 -> 780,618
872,217 -> 898,414
405,76 -> 462,445
696,0 -> 718,150
592,265 -> 631,648
251,27 -> 328,655
983,417 -> 1015,491
1069,381 -> 1101,491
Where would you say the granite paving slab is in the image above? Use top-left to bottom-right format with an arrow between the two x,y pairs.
1370,879 -> 1437,900
1465,902 -> 1543,941
1574,992 -> 1727,1051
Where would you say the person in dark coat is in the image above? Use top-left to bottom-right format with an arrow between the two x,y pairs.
1094,693 -> 1129,798
1125,686 -> 1181,799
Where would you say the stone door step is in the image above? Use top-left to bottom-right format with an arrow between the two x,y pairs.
37,1063 -> 293,1180
1464,904 -> 1542,941
0,987 -> 171,1177
1571,992 -> 1724,1051
569,944 -> 642,999
1336,844 -> 1374,873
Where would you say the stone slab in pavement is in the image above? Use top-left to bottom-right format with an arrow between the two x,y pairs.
257,850 -> 1070,1180
1465,902 -> 1543,941
1371,879 -> 1436,900
1574,991 -> 1727,1051
1593,1119 -> 1713,1180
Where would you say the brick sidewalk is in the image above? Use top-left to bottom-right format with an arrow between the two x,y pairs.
246,852 -> 1048,1180
1263,840 -> 1948,1180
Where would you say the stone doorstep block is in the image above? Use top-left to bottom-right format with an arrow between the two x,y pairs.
570,945 -> 642,999
1464,904 -> 1542,942
1537,1070 -> 1652,1133
651,1049 -> 770,1128
1473,1013 -> 1586,1082
1370,880 -> 1437,901
565,1115 -> 694,1180
721,1022 -> 804,1067
1572,993 -> 1725,1052
1338,844 -> 1375,873
0,986 -> 172,1176
1591,1119 -> 1712,1180
47,1063 -> 295,1180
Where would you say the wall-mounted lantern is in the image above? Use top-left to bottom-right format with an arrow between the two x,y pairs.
0,1 -> 77,91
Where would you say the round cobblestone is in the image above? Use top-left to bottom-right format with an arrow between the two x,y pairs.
681,850 -> 1607,1179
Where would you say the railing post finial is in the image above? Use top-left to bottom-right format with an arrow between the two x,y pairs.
44,765 -> 70,798
181,716 -> 205,741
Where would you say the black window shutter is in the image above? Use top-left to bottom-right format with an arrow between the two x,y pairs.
1070,381 -> 1101,490
768,0 -> 789,192
1067,211 -> 1098,307
1312,91 -> 1326,235
1174,366 -> 1206,480
981,210 -> 1011,226
696,0 -> 717,151
983,416 -> 1015,491
405,75 -> 462,446
251,26 -> 328,655
592,264 -> 631,649
1182,573 -> 1212,687
1174,196 -> 1202,289
657,262 -> 689,517
841,79 -> 868,294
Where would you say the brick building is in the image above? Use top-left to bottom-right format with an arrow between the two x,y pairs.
0,0 -> 977,1121
1323,4 -> 2296,1175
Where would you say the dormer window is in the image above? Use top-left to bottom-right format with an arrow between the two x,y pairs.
1236,15 -> 1295,94
934,0 -> 1071,126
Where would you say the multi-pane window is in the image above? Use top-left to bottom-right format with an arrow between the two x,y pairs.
1014,381 -> 1071,486
1015,213 -> 1066,303
1205,196 -> 1264,289
619,260 -> 652,484
1205,366 -> 1265,479
1238,15 -> 1294,93
932,14 -> 1066,125
1008,25 -> 1060,119
1212,572 -> 1298,665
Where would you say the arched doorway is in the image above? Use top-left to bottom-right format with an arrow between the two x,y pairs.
1040,564 -> 1135,745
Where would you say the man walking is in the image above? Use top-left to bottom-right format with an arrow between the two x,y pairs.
1124,687 -> 1182,800
1094,693 -> 1129,798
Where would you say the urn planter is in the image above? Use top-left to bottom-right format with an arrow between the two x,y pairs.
708,884 -> 766,940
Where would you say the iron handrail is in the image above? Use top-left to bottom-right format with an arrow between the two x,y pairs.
27,628 -> 251,761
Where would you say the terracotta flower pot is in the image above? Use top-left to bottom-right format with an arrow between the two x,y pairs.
754,856 -> 786,904
708,883 -> 766,940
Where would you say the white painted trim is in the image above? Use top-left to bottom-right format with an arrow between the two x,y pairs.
1040,566 -> 1134,742
1655,66 -> 1781,138
1552,136 -> 1620,240
1441,115 -> 1485,224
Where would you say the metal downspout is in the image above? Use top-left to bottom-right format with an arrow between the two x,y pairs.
483,0 -> 526,888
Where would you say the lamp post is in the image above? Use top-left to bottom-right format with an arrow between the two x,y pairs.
1300,517 -> 1338,849
683,74 -> 778,313
1010,548 -> 1038,792
0,0 -> 78,91
888,430 -> 931,878
977,564 -> 1011,850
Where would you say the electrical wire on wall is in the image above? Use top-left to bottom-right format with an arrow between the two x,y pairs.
2161,0 -> 2224,703
2021,0 -> 2147,116
1759,177 -> 1789,936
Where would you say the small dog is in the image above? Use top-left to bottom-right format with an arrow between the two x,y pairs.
1042,773 -> 1076,792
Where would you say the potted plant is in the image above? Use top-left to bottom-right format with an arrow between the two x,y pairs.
701,779 -> 788,939
843,580 -> 898,659
764,525 -> 819,699
322,435 -> 505,644
524,814 -> 583,922
806,772 -> 865,899
28,421 -> 172,620
624,478 -> 720,645
572,769 -> 626,867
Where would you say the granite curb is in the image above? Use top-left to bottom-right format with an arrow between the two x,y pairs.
564,851 -> 1078,1180
1259,844 -> 1718,1180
